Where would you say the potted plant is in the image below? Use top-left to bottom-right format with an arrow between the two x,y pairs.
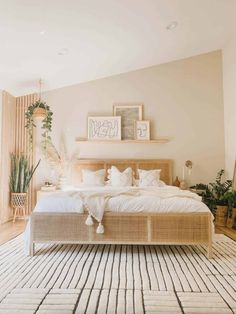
190,169 -> 232,226
25,99 -> 53,150
9,154 -> 40,222
190,183 -> 215,212
224,190 -> 236,228
210,170 -> 232,226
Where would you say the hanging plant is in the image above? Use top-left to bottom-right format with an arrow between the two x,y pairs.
25,99 -> 53,150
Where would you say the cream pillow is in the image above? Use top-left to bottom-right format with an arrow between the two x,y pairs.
107,166 -> 133,186
138,169 -> 162,187
82,169 -> 105,186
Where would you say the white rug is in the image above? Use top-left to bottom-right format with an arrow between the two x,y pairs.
0,234 -> 235,314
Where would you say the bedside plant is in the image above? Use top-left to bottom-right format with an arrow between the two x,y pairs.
190,183 -> 215,212
191,169 -> 232,226
9,154 -> 40,222
224,191 -> 236,228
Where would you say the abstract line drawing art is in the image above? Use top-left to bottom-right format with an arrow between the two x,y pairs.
88,116 -> 121,140
136,120 -> 150,140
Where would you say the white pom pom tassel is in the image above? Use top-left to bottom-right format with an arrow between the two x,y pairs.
85,214 -> 94,226
96,222 -> 104,234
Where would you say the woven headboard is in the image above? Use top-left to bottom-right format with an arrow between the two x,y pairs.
72,159 -> 172,185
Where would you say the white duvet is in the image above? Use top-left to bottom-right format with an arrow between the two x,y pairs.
34,185 -> 211,218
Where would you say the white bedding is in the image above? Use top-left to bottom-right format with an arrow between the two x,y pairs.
34,185 -> 211,216
34,191 -> 84,213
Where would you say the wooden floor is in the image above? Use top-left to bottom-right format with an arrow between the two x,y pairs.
0,220 -> 27,245
215,225 -> 236,241
0,219 -> 236,245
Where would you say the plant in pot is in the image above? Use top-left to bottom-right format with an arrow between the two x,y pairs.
190,183 -> 215,212
224,190 -> 236,228
25,99 -> 53,150
9,154 -> 40,222
190,170 -> 232,226
210,169 -> 232,227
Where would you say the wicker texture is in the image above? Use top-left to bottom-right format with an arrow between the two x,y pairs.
30,212 -> 212,258
11,193 -> 27,208
11,193 -> 27,222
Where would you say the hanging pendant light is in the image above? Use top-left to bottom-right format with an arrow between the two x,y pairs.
33,79 -> 47,120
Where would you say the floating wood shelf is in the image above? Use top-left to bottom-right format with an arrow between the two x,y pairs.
75,137 -> 170,144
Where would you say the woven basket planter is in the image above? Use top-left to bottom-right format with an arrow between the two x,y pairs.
33,108 -> 46,119
215,205 -> 228,227
226,207 -> 236,228
11,193 -> 27,222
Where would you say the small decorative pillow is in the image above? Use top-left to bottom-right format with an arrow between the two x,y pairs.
107,166 -> 133,186
82,169 -> 105,186
138,169 -> 162,187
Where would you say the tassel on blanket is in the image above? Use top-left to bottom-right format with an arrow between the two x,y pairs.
96,222 -> 104,234
85,214 -> 94,226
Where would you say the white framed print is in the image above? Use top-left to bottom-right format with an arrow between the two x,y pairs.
135,120 -> 150,140
113,103 -> 143,140
87,116 -> 121,140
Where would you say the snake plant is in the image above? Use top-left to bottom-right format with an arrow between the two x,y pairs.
9,154 -> 40,193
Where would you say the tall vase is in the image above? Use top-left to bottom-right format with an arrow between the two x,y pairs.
58,176 -> 68,190
173,176 -> 180,187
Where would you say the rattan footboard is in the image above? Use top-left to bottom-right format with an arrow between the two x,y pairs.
29,212 -> 213,258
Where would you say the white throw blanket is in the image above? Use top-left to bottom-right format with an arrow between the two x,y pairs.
69,187 -> 202,233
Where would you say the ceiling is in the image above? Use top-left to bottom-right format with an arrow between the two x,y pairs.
0,0 -> 236,96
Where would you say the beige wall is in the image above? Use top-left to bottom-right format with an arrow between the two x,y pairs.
38,50 -> 225,187
223,36 -> 236,178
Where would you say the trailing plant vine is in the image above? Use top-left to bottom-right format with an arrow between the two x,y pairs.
25,100 -> 53,150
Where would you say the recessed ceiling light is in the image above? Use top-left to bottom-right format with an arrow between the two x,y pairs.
39,30 -> 45,35
166,21 -> 178,30
58,48 -> 69,56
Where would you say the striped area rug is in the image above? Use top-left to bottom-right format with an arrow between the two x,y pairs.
0,234 -> 236,314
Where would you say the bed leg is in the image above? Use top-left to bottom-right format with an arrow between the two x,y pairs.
30,242 -> 35,257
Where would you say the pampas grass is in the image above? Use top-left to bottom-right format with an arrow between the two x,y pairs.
40,136 -> 79,176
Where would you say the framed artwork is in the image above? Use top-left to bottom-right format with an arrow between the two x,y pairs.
87,116 -> 121,140
136,120 -> 150,140
233,159 -> 236,191
113,104 -> 143,140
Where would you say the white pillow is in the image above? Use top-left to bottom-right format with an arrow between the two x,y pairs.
107,166 -> 133,186
82,169 -> 105,186
138,169 -> 162,187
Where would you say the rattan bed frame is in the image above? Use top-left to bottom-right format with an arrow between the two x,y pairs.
29,159 -> 213,258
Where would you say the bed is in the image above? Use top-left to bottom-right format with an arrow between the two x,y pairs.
28,159 -> 213,258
